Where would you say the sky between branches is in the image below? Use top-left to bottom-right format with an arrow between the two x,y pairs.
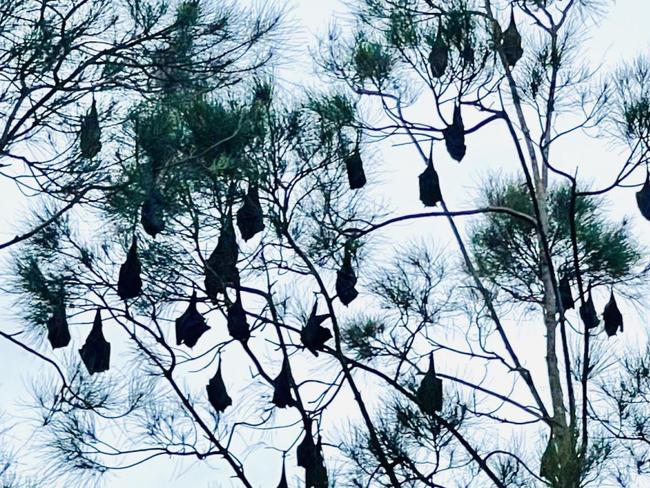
0,0 -> 649,487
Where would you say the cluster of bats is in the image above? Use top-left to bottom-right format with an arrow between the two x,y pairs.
417,10 -> 524,209
421,9 -> 640,343
43,141 -> 365,485
559,275 -> 624,337
45,23 -> 648,482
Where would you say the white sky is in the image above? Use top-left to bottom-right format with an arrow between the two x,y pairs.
1,1 -> 650,487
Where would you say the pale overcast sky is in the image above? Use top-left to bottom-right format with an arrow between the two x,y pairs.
1,1 -> 650,487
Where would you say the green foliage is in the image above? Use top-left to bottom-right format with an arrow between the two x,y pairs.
183,97 -> 261,178
7,2 -> 650,487
352,36 -> 394,85
13,257 -> 56,327
612,55 -> 650,144
35,367 -> 147,482
386,5 -> 419,47
342,317 -> 384,360
307,93 -> 357,145
153,1 -> 203,93
435,1 -> 477,58
470,177 -> 641,303
0,423 -> 41,488
251,79 -> 274,106
133,239 -> 190,313
175,1 -> 200,28
341,395 -> 464,485
370,243 -> 450,324
133,94 -> 263,175
582,436 -> 614,483
10,212 -> 84,339
106,92 -> 267,232
624,97 -> 650,140
133,104 -> 184,173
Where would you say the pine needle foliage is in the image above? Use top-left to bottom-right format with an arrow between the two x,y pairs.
470,178 -> 641,303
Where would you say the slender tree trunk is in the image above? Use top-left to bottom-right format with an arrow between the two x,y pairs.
482,3 -> 580,485
536,185 -> 567,425
533,116 -> 581,488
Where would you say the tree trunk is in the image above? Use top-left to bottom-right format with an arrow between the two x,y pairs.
483,2 -> 580,483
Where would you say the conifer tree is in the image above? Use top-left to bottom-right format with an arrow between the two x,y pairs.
3,1 -> 650,487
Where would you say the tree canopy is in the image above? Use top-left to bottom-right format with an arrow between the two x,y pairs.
1,1 -> 650,487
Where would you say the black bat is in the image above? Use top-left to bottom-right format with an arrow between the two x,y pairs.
79,309 -> 111,374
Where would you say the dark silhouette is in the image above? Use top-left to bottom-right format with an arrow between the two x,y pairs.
206,361 -> 232,413
344,148 -> 367,190
296,420 -> 315,469
141,188 -> 166,237
6,2 -> 650,486
428,28 -> 448,78
277,458 -> 289,488
226,294 -> 250,342
79,310 -> 110,375
236,184 -> 265,241
502,10 -> 523,67
335,249 -> 359,306
205,217 -> 239,301
272,358 -> 296,409
117,238 -> 143,300
79,99 -> 101,159
636,172 -> 650,220
47,299 -> 70,349
603,291 -> 623,337
418,160 -> 443,207
558,274 -> 575,310
461,43 -> 475,66
300,302 -> 332,356
443,105 -> 466,162
175,291 -> 210,348
416,353 -> 443,415
579,288 -> 600,330
297,421 -> 328,488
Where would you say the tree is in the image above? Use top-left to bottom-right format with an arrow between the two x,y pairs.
320,0 -> 649,486
3,1 -> 650,488
0,0 -> 282,251
0,0 -> 278,485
